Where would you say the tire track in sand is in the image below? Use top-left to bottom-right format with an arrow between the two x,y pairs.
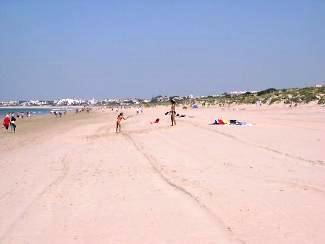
0,154 -> 70,242
130,129 -> 325,196
122,132 -> 246,244
181,120 -> 324,166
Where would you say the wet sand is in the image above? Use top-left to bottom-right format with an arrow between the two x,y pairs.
1,105 -> 324,243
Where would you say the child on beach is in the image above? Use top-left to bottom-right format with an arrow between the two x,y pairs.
116,112 -> 127,133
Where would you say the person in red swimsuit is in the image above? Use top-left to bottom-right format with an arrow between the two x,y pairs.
3,114 -> 10,131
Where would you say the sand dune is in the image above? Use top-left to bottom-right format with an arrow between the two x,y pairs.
0,105 -> 324,243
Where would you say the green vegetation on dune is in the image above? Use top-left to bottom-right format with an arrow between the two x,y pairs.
228,86 -> 324,105
181,86 -> 325,106
143,86 -> 324,107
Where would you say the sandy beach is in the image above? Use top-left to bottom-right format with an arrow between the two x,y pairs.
0,105 -> 324,244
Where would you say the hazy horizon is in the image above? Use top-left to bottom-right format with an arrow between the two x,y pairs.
0,83 -> 323,101
1,1 -> 324,100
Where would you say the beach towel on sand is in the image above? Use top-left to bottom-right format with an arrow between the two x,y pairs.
210,118 -> 252,126
218,119 -> 225,125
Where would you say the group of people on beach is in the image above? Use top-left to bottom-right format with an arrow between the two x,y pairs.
2,100 -> 178,134
52,110 -> 67,118
115,100 -> 177,133
2,113 -> 17,133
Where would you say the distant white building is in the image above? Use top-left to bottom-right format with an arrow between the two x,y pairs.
173,96 -> 182,101
153,96 -> 169,102
229,91 -> 247,95
0,100 -> 19,106
89,98 -> 97,105
56,98 -> 86,106
8,100 -> 18,105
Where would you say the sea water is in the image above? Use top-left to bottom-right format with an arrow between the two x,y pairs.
0,108 -> 52,117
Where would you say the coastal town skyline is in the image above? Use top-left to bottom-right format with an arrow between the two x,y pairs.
1,81 -> 324,103
1,84 -> 324,108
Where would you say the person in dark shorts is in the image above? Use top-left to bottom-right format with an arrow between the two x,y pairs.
170,100 -> 176,126
10,113 -> 17,133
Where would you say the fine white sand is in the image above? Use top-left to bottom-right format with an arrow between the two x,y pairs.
1,104 -> 324,243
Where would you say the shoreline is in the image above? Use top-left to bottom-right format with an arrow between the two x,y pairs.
0,106 -> 83,109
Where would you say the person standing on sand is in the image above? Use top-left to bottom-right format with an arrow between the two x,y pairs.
10,113 -> 17,133
116,112 -> 127,133
2,114 -> 10,131
170,100 -> 176,126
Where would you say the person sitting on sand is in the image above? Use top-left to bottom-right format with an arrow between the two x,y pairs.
116,112 -> 127,133
150,118 -> 160,124
3,114 -> 10,131
170,100 -> 176,126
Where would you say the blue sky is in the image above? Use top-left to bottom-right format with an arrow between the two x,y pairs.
0,0 -> 324,99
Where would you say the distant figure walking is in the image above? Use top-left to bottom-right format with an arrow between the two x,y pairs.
116,112 -> 127,133
170,100 -> 176,126
10,113 -> 17,133
3,114 -> 10,131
